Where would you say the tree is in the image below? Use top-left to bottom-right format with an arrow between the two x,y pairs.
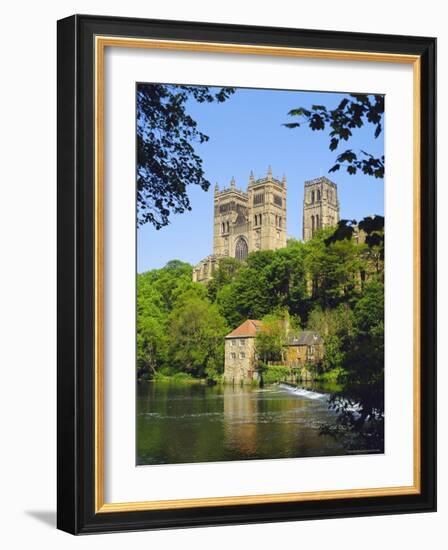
305,228 -> 363,308
136,276 -> 167,377
255,311 -> 291,364
216,265 -> 273,326
137,84 -> 234,228
168,294 -> 229,379
206,257 -> 242,302
325,216 -> 384,282
136,260 -> 205,378
215,246 -> 309,326
346,279 -> 384,382
320,279 -> 385,451
284,94 -> 384,178
307,305 -> 354,372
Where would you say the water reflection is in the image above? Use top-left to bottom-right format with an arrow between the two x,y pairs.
137,382 -> 348,466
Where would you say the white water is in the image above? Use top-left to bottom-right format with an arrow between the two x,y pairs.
278,383 -> 363,415
278,383 -> 328,401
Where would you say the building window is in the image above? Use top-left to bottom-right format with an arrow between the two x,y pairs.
226,221 -> 230,233
311,215 -> 315,234
240,352 -> 246,359
230,340 -> 236,346
235,237 -> 248,261
230,352 -> 236,359
239,339 -> 245,346
254,193 -> 265,206
311,190 -> 315,203
274,194 -> 282,207
317,189 -> 321,201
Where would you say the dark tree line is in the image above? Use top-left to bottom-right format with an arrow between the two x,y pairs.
137,84 -> 234,228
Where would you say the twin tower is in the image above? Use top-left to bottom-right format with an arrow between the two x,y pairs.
192,168 -> 340,283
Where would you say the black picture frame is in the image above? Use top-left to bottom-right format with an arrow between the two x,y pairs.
57,14 -> 436,534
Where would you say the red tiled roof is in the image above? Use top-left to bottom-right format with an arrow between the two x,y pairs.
225,319 -> 262,338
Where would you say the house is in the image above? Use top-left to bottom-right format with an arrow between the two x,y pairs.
286,331 -> 324,365
223,320 -> 262,384
285,331 -> 325,379
224,320 -> 324,384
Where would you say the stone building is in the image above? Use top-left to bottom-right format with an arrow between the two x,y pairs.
223,320 -> 324,385
285,331 -> 324,373
193,167 -> 287,283
223,320 -> 262,384
302,176 -> 340,241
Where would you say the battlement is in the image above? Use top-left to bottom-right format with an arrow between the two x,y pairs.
250,175 -> 284,188
304,176 -> 337,188
215,167 -> 286,197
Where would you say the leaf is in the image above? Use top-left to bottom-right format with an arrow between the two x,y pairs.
338,98 -> 349,110
330,138 -> 339,151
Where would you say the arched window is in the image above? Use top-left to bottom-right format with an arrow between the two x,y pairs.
259,214 -> 262,225
311,191 -> 315,203
235,237 -> 248,261
226,221 -> 230,233
316,214 -> 319,229
311,215 -> 315,234
222,222 -> 225,234
317,190 -> 321,201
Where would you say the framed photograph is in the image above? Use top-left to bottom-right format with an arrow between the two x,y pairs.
57,14 -> 436,534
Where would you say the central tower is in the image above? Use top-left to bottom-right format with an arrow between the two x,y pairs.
302,176 -> 339,241
213,167 -> 287,260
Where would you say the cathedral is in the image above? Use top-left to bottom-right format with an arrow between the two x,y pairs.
192,169 -> 340,283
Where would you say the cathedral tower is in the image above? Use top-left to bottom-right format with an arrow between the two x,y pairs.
302,176 -> 339,241
194,168 -> 287,283
247,166 -> 287,254
212,167 -> 287,261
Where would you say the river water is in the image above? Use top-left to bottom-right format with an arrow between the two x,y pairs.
137,381 -> 349,465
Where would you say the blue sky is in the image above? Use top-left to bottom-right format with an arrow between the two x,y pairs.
137,86 -> 384,273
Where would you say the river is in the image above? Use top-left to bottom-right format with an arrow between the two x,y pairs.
137,381 -> 351,465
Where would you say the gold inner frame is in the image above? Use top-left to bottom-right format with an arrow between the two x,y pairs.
94,36 -> 421,514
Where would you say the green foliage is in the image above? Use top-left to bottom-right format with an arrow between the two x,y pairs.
153,371 -> 198,383
137,84 -> 234,228
305,228 -> 364,308
168,295 -> 228,378
345,279 -> 384,383
206,257 -> 242,302
284,94 -> 384,179
262,364 -> 291,384
215,243 -> 309,326
137,260 -> 228,380
255,310 -> 291,364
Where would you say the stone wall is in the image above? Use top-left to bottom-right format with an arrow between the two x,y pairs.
223,336 -> 257,384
